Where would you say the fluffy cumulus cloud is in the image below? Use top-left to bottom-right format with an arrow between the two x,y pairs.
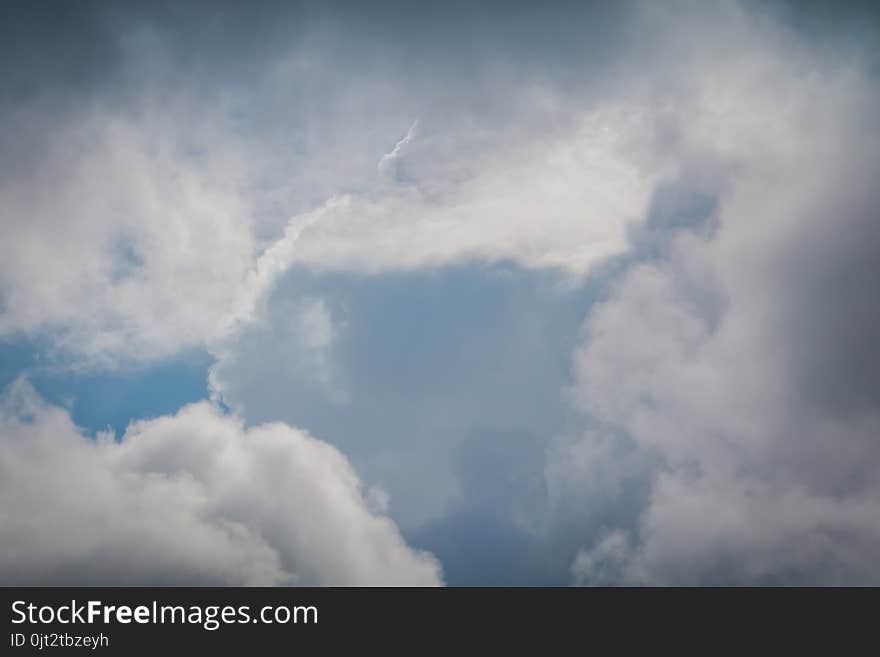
562,3 -> 880,584
0,379 -> 441,585
0,108 -> 255,364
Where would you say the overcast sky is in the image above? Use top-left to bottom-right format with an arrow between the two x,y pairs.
1,0 -> 879,585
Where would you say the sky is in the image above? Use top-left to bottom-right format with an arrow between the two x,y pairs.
1,0 -> 879,585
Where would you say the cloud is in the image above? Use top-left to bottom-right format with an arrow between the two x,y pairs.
3,0 -> 880,587
378,119 -> 419,179
0,378 -> 441,585
282,105 -> 656,277
170,1 -> 880,584
0,1 -> 656,367
0,103 -> 257,366
561,6 -> 880,584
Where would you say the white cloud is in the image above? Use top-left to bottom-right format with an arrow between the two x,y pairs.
0,102 -> 257,366
286,106 -> 657,277
0,379 -> 441,585
378,119 -> 419,179
0,35 -> 660,367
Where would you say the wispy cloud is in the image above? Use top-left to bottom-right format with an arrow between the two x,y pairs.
378,119 -> 420,178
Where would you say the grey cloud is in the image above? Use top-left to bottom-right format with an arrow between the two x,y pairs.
565,24 -> 880,583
